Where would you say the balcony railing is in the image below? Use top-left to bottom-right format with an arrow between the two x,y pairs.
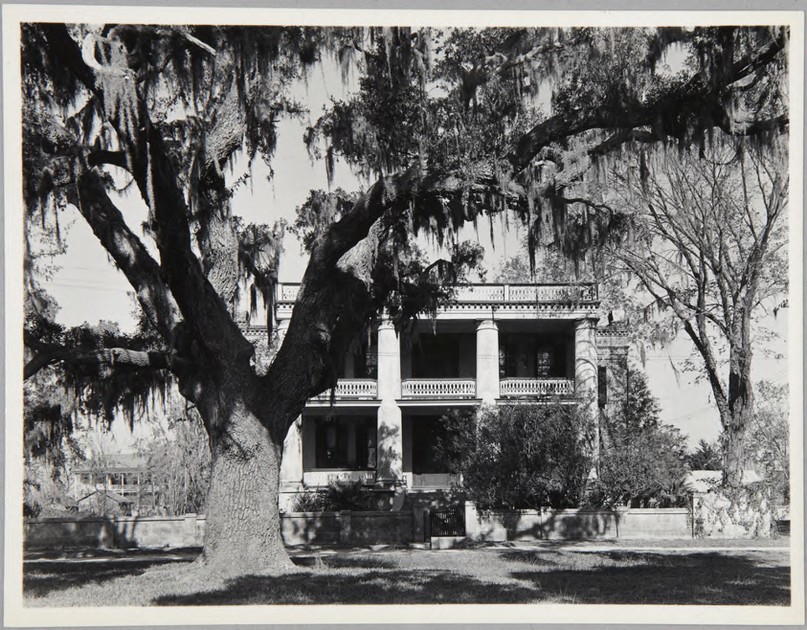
401,378 -> 476,398
311,379 -> 378,401
499,378 -> 575,398
454,284 -> 597,303
278,283 -> 598,305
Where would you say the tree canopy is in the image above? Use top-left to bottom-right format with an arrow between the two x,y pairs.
20,22 -> 791,574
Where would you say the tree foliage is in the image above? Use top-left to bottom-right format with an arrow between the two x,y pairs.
747,381 -> 789,504
594,139 -> 788,487
438,404 -> 595,510
594,366 -> 690,507
19,21 -> 790,572
688,439 -> 723,471
136,403 -> 212,516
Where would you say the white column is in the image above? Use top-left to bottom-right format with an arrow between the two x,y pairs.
276,318 -> 303,501
276,318 -> 290,347
476,320 -> 500,405
280,417 -> 303,486
376,319 -> 403,483
575,318 -> 599,462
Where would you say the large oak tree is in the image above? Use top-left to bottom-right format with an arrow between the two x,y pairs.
21,23 -> 789,574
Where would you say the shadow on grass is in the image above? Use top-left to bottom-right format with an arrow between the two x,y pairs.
24,557 -> 196,598
25,547 -> 790,606
154,551 -> 789,606
155,570 -> 538,605
507,551 -> 790,606
319,556 -> 398,570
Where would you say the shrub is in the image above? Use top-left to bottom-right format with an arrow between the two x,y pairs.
592,422 -> 690,508
438,404 -> 596,510
324,480 -> 380,511
687,439 -> 722,471
591,366 -> 690,508
290,481 -> 379,512
747,381 -> 789,506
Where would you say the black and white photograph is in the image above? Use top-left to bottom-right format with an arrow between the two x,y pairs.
2,4 -> 804,626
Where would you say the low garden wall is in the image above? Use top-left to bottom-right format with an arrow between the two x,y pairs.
25,505 -> 695,550
616,507 -> 691,539
24,514 -> 204,550
464,503 -> 691,542
24,517 -> 116,549
25,510 -> 416,550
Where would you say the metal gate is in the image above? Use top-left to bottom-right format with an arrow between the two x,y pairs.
429,506 -> 466,537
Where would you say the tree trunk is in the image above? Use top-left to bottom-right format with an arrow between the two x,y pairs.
722,373 -> 754,489
200,400 -> 296,575
723,306 -> 755,489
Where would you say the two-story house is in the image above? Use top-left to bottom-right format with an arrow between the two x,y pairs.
254,282 -> 628,510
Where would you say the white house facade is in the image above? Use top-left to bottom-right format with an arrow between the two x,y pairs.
257,283 -> 628,510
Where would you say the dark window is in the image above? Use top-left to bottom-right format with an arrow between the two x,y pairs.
314,416 -> 377,470
338,334 -> 378,379
412,335 -> 460,378
598,365 -> 608,408
501,334 -> 568,378
411,417 -> 454,474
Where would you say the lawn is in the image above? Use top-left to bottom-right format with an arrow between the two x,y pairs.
23,541 -> 790,607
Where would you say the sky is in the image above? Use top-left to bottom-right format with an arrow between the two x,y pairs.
39,41 -> 791,452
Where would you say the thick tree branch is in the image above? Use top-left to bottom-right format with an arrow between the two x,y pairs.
74,170 -> 178,341
506,29 -> 787,174
24,339 -> 188,380
43,24 -> 254,368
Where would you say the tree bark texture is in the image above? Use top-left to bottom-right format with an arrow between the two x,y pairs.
722,303 -> 755,488
200,397 -> 295,575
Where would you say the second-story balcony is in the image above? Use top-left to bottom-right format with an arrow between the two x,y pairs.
311,379 -> 378,402
499,377 -> 575,398
401,378 -> 476,399
278,283 -> 598,305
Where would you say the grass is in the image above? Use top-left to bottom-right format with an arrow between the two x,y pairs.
23,542 -> 791,607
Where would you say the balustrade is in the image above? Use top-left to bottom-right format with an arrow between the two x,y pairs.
401,378 -> 476,398
312,379 -> 378,400
499,378 -> 575,398
454,285 -> 505,301
279,283 -> 597,305
279,285 -> 300,301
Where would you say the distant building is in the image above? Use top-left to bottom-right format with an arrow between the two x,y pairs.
254,282 -> 629,510
72,453 -> 154,515
75,488 -> 135,517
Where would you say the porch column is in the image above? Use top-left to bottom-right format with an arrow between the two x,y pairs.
276,318 -> 290,347
476,320 -> 500,405
277,318 -> 304,495
376,319 -> 403,483
575,318 -> 599,461
280,417 -> 303,486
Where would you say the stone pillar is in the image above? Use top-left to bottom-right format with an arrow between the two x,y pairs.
476,320 -> 500,405
376,319 -> 403,483
276,318 -> 290,345
280,417 -> 304,485
277,318 -> 302,509
575,318 -> 599,462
